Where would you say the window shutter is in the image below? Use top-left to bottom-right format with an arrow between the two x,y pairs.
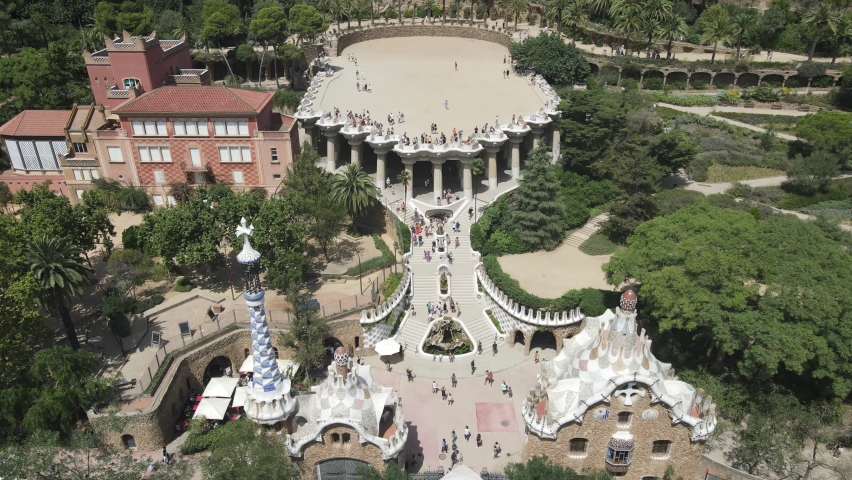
107,146 -> 123,163
174,122 -> 186,136
132,121 -> 144,136
161,147 -> 171,162
214,121 -> 226,135
156,121 -> 167,135
238,121 -> 249,136
218,147 -> 229,162
241,147 -> 251,162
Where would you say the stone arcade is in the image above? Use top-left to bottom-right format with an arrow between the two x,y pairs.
521,290 -> 717,479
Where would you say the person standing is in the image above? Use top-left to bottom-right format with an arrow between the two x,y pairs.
451,430 -> 458,443
464,426 -> 471,441
470,359 -> 476,374
502,381 -> 508,395
534,351 -> 539,363
445,99 -> 449,110
476,433 -> 483,447
492,341 -> 498,356
493,443 -> 500,458
433,380 -> 438,394
447,393 -> 454,405
441,386 -> 447,400
455,62 -> 458,70
162,446 -> 169,465
406,367 -> 414,382
441,438 -> 449,453
451,373 -> 457,387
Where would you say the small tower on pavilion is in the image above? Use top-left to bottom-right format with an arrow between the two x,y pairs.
236,217 -> 297,424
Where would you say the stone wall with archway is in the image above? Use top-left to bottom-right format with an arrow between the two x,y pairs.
336,25 -> 513,57
736,73 -> 760,88
299,425 -> 389,480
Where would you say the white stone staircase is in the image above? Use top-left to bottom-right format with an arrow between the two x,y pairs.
395,200 -> 500,354
563,213 -> 608,248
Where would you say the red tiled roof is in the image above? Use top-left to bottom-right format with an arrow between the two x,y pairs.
113,86 -> 273,116
0,110 -> 71,137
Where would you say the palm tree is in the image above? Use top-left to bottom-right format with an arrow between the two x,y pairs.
543,0 -> 574,35
699,17 -> 733,63
803,5 -> 840,61
658,13 -> 687,60
345,0 -> 354,28
424,0 -> 437,22
328,0 -> 347,29
500,0 -> 528,29
614,7 -> 641,55
642,0 -> 671,21
470,158 -> 484,219
396,169 -> 411,203
25,236 -> 93,351
353,0 -> 371,26
830,14 -> 852,63
608,0 -> 642,18
639,15 -> 660,57
470,0 -> 476,25
330,164 -> 377,220
589,0 -> 610,15
173,16 -> 196,42
562,1 -> 588,45
731,11 -> 756,60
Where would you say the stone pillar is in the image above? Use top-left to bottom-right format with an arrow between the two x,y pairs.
509,139 -> 523,179
402,160 -> 415,203
550,113 -> 561,164
432,159 -> 445,200
349,138 -> 363,167
461,160 -> 473,199
484,147 -> 500,189
323,131 -> 338,171
374,147 -> 391,190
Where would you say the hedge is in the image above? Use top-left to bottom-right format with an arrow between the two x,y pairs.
481,255 -> 615,316
344,235 -> 393,276
648,92 -> 719,107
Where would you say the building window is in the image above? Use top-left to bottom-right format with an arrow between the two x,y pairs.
617,412 -> 632,426
232,171 -> 244,184
607,448 -> 632,466
342,433 -> 351,443
194,172 -> 205,185
173,120 -> 209,136
107,146 -> 123,163
651,440 -> 671,458
73,142 -> 87,153
167,196 -> 177,206
152,195 -> 164,206
218,146 -> 251,163
123,78 -> 141,89
270,148 -> 279,163
76,190 -> 85,199
73,170 -> 83,181
273,174 -> 281,180
569,438 -> 588,453
331,433 -> 340,443
273,347 -> 279,359
91,170 -> 100,179
154,170 -> 166,184
213,120 -> 249,136
131,120 -> 167,136
138,146 -> 172,163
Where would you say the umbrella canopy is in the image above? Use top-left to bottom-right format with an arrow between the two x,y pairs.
239,356 -> 253,374
374,338 -> 401,356
202,377 -> 239,398
441,465 -> 481,480
232,386 -> 250,408
193,397 -> 231,420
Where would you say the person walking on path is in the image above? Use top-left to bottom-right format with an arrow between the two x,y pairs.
464,426 -> 471,441
162,446 -> 169,465
447,392 -> 454,405
487,371 -> 494,386
493,443 -> 500,458
433,380 -> 438,394
451,430 -> 458,443
445,99 -> 449,110
502,381 -> 508,395
452,373 -> 457,387
441,439 -> 449,453
476,433 -> 483,447
508,386 -> 513,398
451,450 -> 458,468
483,370 -> 490,385
441,386 -> 447,400
406,367 -> 414,382
534,351 -> 539,363
470,359 -> 475,374
492,341 -> 498,356
478,341 -> 482,354
455,62 -> 458,70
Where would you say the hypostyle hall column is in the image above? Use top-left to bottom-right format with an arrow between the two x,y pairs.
483,146 -> 501,189
349,139 -> 363,167
341,127 -> 370,168
319,123 -> 344,172
297,117 -> 319,149
432,159 -> 445,200
373,146 -> 392,190
549,111 -> 562,164
509,138 -> 524,178
402,159 -> 416,203
461,159 -> 473,199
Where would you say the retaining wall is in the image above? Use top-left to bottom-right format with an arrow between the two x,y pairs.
336,25 -> 513,56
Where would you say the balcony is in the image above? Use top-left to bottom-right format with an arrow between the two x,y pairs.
165,69 -> 211,85
106,84 -> 142,100
60,156 -> 100,168
180,162 -> 211,173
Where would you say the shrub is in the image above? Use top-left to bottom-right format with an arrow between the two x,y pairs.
344,235 -> 393,275
812,76 -> 835,88
272,89 -> 303,114
643,78 -> 663,90
385,7 -> 397,18
403,9 -> 413,18
652,189 -> 705,216
621,78 -> 638,90
798,62 -> 827,79
691,79 -> 708,90
174,276 -> 194,292
668,80 -> 687,90
648,92 -> 718,106
750,86 -> 779,103
785,77 -> 800,88
486,309 -> 502,333
396,220 -> 411,253
579,232 -> 619,255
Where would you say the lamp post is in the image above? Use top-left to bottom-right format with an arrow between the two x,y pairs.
356,249 -> 363,293
393,241 -> 399,274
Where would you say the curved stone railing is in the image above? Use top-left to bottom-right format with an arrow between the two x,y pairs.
335,24 -> 513,56
394,141 -> 483,154
360,267 -> 411,325
474,263 -> 584,327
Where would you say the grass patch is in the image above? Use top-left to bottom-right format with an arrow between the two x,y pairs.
710,112 -> 798,134
388,310 -> 405,334
173,276 -> 193,292
706,165 -> 786,182
381,272 -> 403,299
344,235 -> 394,276
579,232 -> 620,256
485,309 -> 502,333
655,105 -> 683,121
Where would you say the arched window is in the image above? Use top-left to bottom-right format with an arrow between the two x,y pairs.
569,438 -> 588,453
123,78 -> 141,88
331,433 -> 340,443
342,433 -> 351,443
651,440 -> 672,458
121,435 -> 136,450
273,347 -> 279,359
244,348 -> 250,358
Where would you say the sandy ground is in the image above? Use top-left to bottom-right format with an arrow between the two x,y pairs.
319,37 -> 547,137
497,245 -> 613,297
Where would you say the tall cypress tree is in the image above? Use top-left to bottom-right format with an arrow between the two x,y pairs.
511,146 -> 567,251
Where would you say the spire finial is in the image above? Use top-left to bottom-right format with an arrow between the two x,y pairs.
236,217 -> 260,265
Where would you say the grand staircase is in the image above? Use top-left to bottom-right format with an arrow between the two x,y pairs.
563,213 -> 608,248
395,200 -> 500,354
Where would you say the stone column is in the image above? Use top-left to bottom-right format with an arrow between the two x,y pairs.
373,147 -> 391,190
484,146 -> 501,189
349,138 -> 363,167
461,160 -> 473,199
432,159 -> 445,200
323,130 -> 339,172
509,138 -> 523,179
549,113 -> 561,164
402,160 -> 416,203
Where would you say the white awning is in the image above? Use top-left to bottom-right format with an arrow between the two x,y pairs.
232,386 -> 250,408
441,465 -> 481,479
193,397 -> 231,420
202,377 -> 239,398
239,356 -> 253,374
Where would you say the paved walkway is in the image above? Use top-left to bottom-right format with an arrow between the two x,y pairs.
659,103 -> 801,141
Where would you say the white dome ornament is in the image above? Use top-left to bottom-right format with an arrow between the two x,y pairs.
236,217 -> 261,265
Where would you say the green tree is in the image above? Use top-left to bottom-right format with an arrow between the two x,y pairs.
499,0 -> 528,29
508,32 -> 590,85
504,456 -> 587,479
201,4 -> 242,78
253,196 -> 310,291
0,181 -> 12,212
201,420 -> 299,480
643,0 -> 671,21
613,7 -> 642,55
785,150 -> 841,194
74,193 -> 117,263
694,3 -> 729,34
558,88 -> 627,174
235,44 -> 257,82
639,14 -> 661,58
511,145 -> 567,251
795,110 -> 852,168
731,11 -> 757,59
700,16 -> 733,63
272,89 -> 303,114
802,4 -> 840,61
278,286 -> 329,379
250,5 -> 289,88
356,463 -> 409,480
139,192 -> 225,269
288,5 -> 327,44
561,0 -> 588,45
278,43 -> 303,83
396,169 -> 411,202
599,141 -> 663,242
829,14 -> 852,63
542,0 -> 572,35
330,163 -> 377,221
25,236 -> 93,351
14,181 -> 76,241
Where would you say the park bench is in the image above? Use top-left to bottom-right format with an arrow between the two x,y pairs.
743,102 -> 756,108
797,105 -> 811,112
770,104 -> 783,110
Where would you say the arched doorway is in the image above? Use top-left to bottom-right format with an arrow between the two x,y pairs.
203,356 -> 232,385
315,457 -> 371,479
513,330 -> 525,346
122,434 -> 136,450
530,330 -> 557,351
324,337 -> 344,361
